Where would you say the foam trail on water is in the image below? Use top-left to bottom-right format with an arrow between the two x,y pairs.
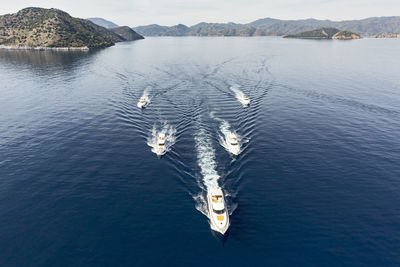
147,122 -> 176,156
192,192 -> 209,217
193,124 -> 221,218
194,127 -> 220,189
230,84 -> 249,107
143,86 -> 151,99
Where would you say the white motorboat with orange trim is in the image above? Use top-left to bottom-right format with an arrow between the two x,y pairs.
207,187 -> 229,235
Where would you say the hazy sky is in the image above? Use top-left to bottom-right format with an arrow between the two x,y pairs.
1,0 -> 399,27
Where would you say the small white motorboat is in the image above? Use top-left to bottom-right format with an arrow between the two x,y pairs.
207,187 -> 229,235
241,95 -> 250,106
225,132 -> 240,155
137,96 -> 149,108
157,132 -> 166,155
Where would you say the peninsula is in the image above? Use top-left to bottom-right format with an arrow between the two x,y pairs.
283,27 -> 362,40
0,7 -> 144,50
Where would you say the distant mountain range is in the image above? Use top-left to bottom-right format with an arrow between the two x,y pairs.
87,17 -> 119,29
132,17 -> 400,37
0,8 -> 143,49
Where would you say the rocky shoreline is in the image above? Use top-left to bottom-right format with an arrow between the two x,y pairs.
0,45 -> 90,51
332,31 -> 362,40
371,34 -> 400,38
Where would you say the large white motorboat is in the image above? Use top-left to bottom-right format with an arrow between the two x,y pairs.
207,187 -> 229,235
156,132 -> 166,155
137,96 -> 149,108
225,132 -> 240,155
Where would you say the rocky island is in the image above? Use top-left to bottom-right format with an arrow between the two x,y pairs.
283,27 -> 362,40
0,7 -> 144,50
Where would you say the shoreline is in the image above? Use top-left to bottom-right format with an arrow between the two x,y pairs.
0,45 -> 90,51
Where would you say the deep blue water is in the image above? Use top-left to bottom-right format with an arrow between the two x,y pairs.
1,37 -> 400,266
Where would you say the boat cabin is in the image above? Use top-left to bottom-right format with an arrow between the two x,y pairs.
212,195 -> 223,203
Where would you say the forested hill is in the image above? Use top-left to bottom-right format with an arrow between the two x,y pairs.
133,16 -> 400,37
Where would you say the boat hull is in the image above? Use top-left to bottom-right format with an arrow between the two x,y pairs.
226,143 -> 240,155
137,102 -> 148,108
207,193 -> 229,235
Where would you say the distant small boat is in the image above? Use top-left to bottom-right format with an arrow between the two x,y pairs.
225,132 -> 240,155
241,95 -> 250,106
230,85 -> 250,107
207,187 -> 229,235
137,96 -> 149,108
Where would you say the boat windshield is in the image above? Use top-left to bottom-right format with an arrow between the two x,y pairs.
230,142 -> 238,146
213,209 -> 225,215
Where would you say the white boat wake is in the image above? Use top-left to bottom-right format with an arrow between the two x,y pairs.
147,123 -> 176,156
194,127 -> 220,190
230,84 -> 250,107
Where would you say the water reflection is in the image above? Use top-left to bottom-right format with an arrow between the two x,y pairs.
0,49 -> 100,71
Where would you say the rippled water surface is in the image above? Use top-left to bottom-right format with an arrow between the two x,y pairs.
1,37 -> 400,266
